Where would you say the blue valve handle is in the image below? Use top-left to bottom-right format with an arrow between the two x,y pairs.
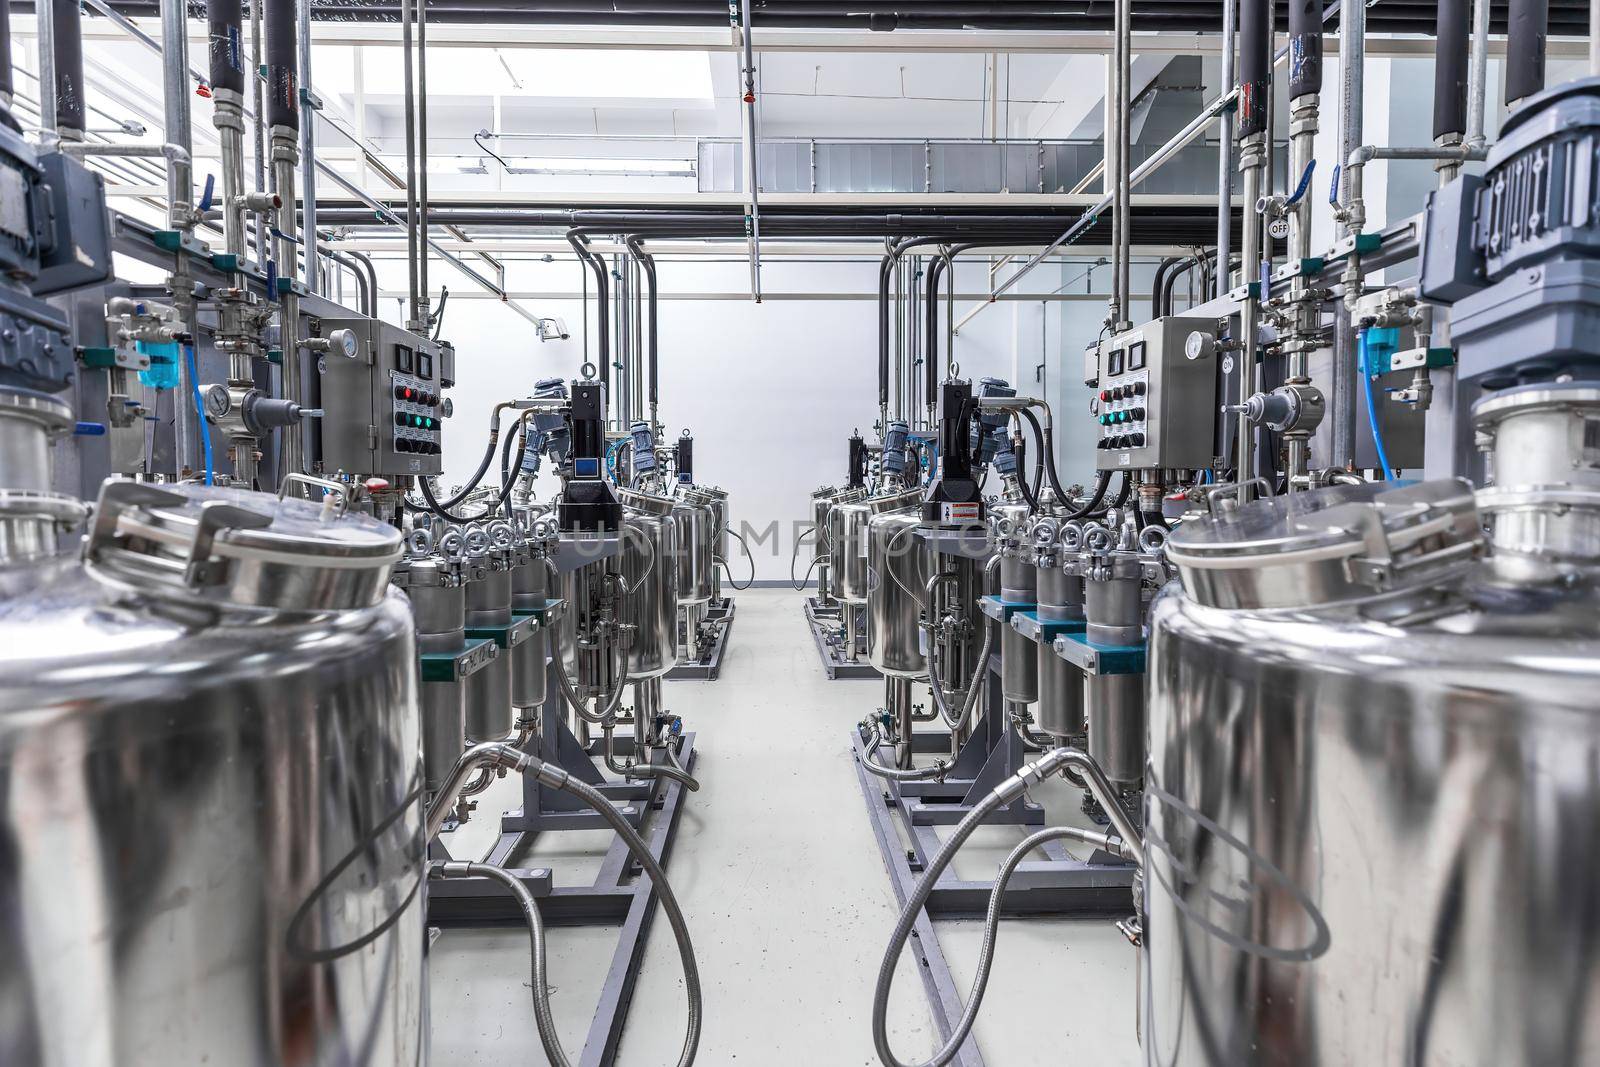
199,173 -> 216,213
1284,159 -> 1316,208
265,259 -> 277,302
73,421 -> 107,436
1328,163 -> 1342,207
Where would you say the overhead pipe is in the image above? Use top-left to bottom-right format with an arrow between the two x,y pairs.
1467,0 -> 1491,146
1435,0 -> 1471,149
297,0 -> 318,289
1506,0 -> 1550,106
66,0 -> 1581,34
400,0 -> 421,327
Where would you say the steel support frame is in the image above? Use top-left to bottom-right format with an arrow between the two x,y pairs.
668,597 -> 736,680
850,625 -> 1134,1066
428,538 -> 697,1067
804,595 -> 879,679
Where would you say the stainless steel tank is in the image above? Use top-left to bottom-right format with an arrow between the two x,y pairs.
510,510 -> 556,713
463,523 -> 516,742
991,499 -> 1038,704
832,488 -> 921,605
684,485 -> 728,596
0,478 -> 423,1067
671,493 -> 714,607
1033,520 -> 1085,742
619,488 -> 681,680
867,506 -> 931,678
1147,475 -> 1600,1066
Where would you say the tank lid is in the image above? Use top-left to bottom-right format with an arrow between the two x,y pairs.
617,486 -> 676,517
1166,479 -> 1482,609
83,476 -> 403,612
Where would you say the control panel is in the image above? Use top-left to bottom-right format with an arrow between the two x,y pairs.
1089,315 -> 1217,471
317,316 -> 446,477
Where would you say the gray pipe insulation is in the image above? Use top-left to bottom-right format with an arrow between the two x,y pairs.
1237,0 -> 1272,139
52,0 -> 86,135
1287,0 -> 1323,101
1434,0 -> 1471,138
1506,0 -> 1550,105
206,0 -> 246,96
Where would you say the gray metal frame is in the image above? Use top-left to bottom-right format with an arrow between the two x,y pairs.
667,597 -> 736,680
804,595 -> 879,679
850,647 -> 1135,1067
427,533 -> 697,1067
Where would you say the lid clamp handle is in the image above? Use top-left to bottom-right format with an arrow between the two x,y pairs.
279,473 -> 351,519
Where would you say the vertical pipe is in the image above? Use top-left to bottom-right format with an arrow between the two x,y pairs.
417,0 -> 431,324
36,0 -> 56,137
1117,0 -> 1131,331
1467,0 -> 1490,146
1331,0 -> 1366,471
1215,0 -> 1236,300
738,0 -> 762,301
1434,0 -> 1470,144
1592,0 -> 1600,77
161,0 -> 193,226
400,0 -> 420,328
297,0 -> 318,290
1505,0 -> 1549,108
1236,0 -> 1271,500
51,0 -> 85,140
208,0 -> 247,261
1285,2 -> 1322,490
0,0 -> 14,113
251,0 -> 267,253
266,0 -> 302,474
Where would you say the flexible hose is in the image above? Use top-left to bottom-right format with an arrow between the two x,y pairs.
429,746 -> 703,1067
872,747 -> 1142,1067
860,719 -> 947,782
417,417 -> 530,523
1061,469 -> 1114,522
1017,406 -> 1069,504
1109,471 -> 1133,511
1358,327 -> 1395,479
722,524 -> 757,590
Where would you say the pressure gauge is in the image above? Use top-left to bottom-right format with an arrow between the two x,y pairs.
202,383 -> 232,421
1184,330 -> 1216,362
328,328 -> 360,360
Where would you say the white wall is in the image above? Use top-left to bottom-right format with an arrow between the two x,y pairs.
374,251 -> 1100,582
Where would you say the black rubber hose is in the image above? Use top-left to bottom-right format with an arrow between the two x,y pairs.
1434,0 -> 1470,138
418,419 -> 529,523
1061,469 -> 1113,522
1017,406 -> 1069,504
1110,471 -> 1133,510
1014,437 -> 1040,512
924,253 -> 946,399
52,0 -> 86,134
264,0 -> 298,130
207,0 -> 247,95
1238,0 -> 1272,139
1505,0 -> 1548,107
1287,0 -> 1324,101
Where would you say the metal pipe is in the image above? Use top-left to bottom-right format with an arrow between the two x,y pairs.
159,0 -> 192,226
1467,0 -> 1491,146
1593,0 -> 1600,76
297,0 -> 318,290
427,741 -> 531,840
1116,0 -> 1131,331
1434,0 -> 1470,144
417,0 -> 432,325
0,0 -> 14,113
1215,0 -> 1236,300
251,0 -> 266,261
737,0 -> 762,300
400,0 -> 421,327
35,0 -> 55,137
624,236 -> 659,426
1331,0 -> 1366,471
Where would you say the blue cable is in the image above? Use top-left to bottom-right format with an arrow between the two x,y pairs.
183,343 -> 214,486
1357,327 -> 1394,480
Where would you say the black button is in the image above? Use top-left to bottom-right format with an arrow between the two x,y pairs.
1131,406 -> 1146,421
1132,381 -> 1147,396
1131,432 -> 1146,447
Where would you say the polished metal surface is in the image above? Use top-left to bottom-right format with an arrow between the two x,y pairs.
1036,643 -> 1084,740
1145,497 -> 1600,1065
670,495 -> 714,607
834,488 -> 922,606
621,501 -> 680,680
1474,382 -> 1600,578
0,388 -> 82,561
867,506 -> 930,679
403,557 -> 469,791
510,545 -> 549,711
464,551 -> 514,743
559,555 -> 623,703
1085,673 -> 1142,787
0,533 -> 423,1066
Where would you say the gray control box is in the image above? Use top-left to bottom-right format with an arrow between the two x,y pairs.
1091,316 -> 1217,471
316,316 -> 444,478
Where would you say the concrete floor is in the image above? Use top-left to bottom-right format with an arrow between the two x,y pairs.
430,587 -> 1141,1066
